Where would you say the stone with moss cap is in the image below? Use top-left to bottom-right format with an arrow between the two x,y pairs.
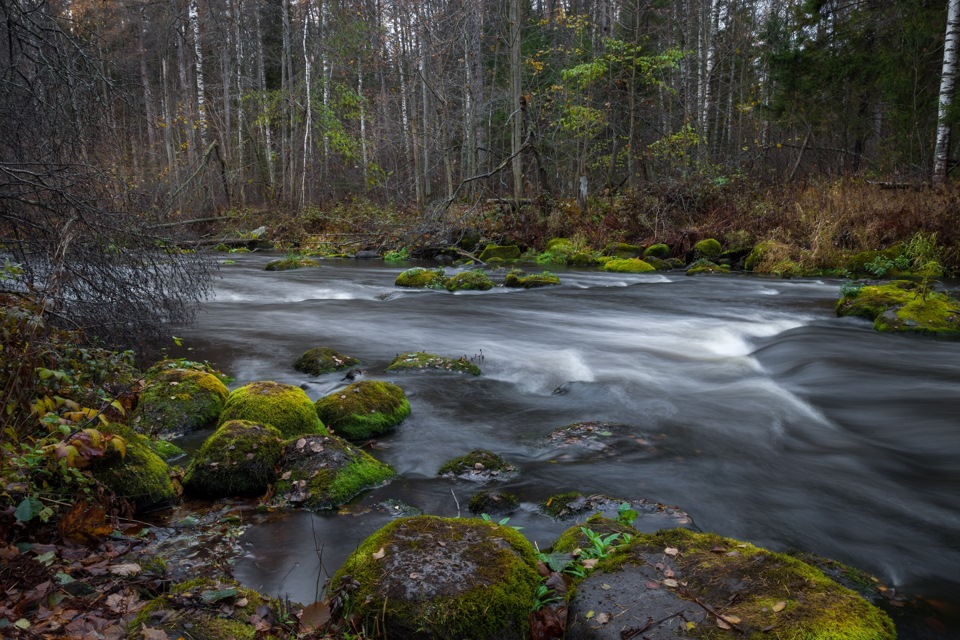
182,420 -> 284,499
292,346 -> 360,376
602,242 -> 641,258
273,434 -> 395,509
504,269 -> 561,288
127,577 -> 271,640
133,368 -> 229,437
564,527 -> 895,640
90,423 -> 176,511
478,244 -> 521,261
467,490 -> 520,514
218,381 -> 326,438
541,492 -> 693,531
264,256 -> 320,271
386,352 -> 480,375
395,267 -> 446,288
438,448 -> 517,480
643,243 -> 670,259
601,258 -> 656,273
315,380 -> 410,440
694,237 -> 722,259
328,515 -> 541,640
686,258 -> 730,276
445,270 -> 494,291
744,242 -> 768,271
836,280 -> 960,336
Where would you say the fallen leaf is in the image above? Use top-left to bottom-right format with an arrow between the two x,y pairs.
644,580 -> 661,589
663,568 -> 675,578
773,601 -> 786,612
372,547 -> 386,560
600,583 -> 611,590
686,621 -> 697,630
595,612 -> 610,625
585,610 -> 595,620
299,601 -> 331,630
409,572 -> 420,579
664,547 -> 679,557
140,626 -> 170,639
726,615 -> 741,624
581,558 -> 598,570
201,588 -> 238,603
663,578 -> 679,588
109,563 -> 142,576
58,499 -> 113,545
716,618 -> 732,630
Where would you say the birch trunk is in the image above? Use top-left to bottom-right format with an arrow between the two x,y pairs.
138,7 -> 158,168
301,3 -> 313,208
188,0 -> 207,148
510,0 -> 523,202
935,0 -> 960,183
254,6 -> 274,190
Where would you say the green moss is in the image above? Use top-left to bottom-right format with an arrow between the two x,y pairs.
504,269 -> 561,288
550,514 -> 636,554
545,238 -> 573,252
845,248 -> 902,276
292,346 -> 360,376
478,244 -> 521,261
314,380 -> 410,440
183,420 -> 284,498
134,368 -> 229,437
144,358 -> 226,382
643,243 -> 670,259
569,252 -> 600,266
601,258 -> 656,273
591,528 -> 895,640
438,449 -> 515,476
445,270 -> 494,291
91,424 -> 176,510
468,490 -> 520,514
275,434 -> 395,509
386,352 -> 481,375
395,267 -> 446,288
264,256 -> 320,271
837,281 -> 960,335
329,515 -> 540,640
218,381 -> 326,438
541,492 -> 584,518
744,242 -> 768,271
694,238 -> 722,259
686,258 -> 730,276
213,243 -> 230,252
643,256 -> 669,270
602,242 -> 641,258
150,438 -> 186,461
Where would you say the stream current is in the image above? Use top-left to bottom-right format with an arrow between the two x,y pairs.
174,254 -> 960,637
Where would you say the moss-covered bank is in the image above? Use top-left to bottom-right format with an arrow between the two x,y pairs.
836,280 -> 960,336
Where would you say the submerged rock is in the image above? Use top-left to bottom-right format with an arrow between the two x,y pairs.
836,280 -> 960,335
314,380 -> 410,440
386,351 -> 481,375
133,368 -> 229,437
438,449 -> 517,481
540,492 -> 693,532
182,420 -> 284,499
328,515 -> 541,640
395,267 -> 446,288
274,434 -> 395,509
467,490 -> 520,514
292,346 -> 360,376
218,381 -> 326,438
542,421 -> 662,459
504,269 -> 561,288
564,528 -> 895,640
264,256 -> 320,271
445,269 -> 494,291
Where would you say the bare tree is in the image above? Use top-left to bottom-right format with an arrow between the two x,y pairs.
935,0 -> 960,183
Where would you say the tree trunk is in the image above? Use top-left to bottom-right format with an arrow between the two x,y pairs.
935,0 -> 960,183
254,5 -> 275,191
510,0 -> 523,202
188,0 -> 208,148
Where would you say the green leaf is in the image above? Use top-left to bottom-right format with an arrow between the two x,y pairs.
200,588 -> 238,603
14,497 -> 42,522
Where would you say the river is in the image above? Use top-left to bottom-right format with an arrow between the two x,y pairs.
173,254 -> 960,638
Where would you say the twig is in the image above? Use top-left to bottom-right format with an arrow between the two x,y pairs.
678,587 -> 744,633
620,611 -> 685,639
451,488 -> 461,518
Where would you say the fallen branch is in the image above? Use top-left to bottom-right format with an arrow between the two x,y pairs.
678,587 -> 744,634
620,611 -> 685,639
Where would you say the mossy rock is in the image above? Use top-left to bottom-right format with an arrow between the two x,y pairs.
744,242 -> 768,271
218,381 -> 326,438
601,258 -> 656,273
642,256 -> 670,270
438,449 -> 517,480
504,269 -> 561,288
144,358 -> 224,381
274,434 -> 395,509
128,577 -> 268,640
133,368 -> 229,437
643,243 -> 670,259
90,424 -> 176,511
328,515 -> 541,640
719,246 -> 753,267
844,248 -> 902,276
445,270 -> 494,291
550,514 -> 638,555
292,346 -> 360,376
478,244 -> 521,261
182,420 -> 284,499
569,252 -> 600,267
602,242 -> 641,258
314,380 -> 410,440
467,490 -> 520,515
150,438 -> 186,461
264,256 -> 320,271
565,528 -> 895,640
694,237 -> 722,259
545,238 -> 573,252
836,281 -> 960,335
395,267 -> 446,288
540,493 -> 693,531
386,352 -> 481,376
686,258 -> 730,276
542,421 -> 661,459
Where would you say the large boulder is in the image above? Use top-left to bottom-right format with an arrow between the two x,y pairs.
694,237 -> 722,260
265,256 -> 320,271
218,381 -> 326,438
478,244 -> 521,261
386,352 -> 481,376
314,380 -> 410,440
445,270 -> 494,291
133,368 -> 229,437
90,424 -> 176,511
274,434 -> 395,509
328,515 -> 541,640
602,242 -> 641,258
643,243 -> 670,259
563,528 -> 895,640
504,269 -> 561,289
601,258 -> 656,273
395,267 -> 446,288
292,346 -> 360,376
836,280 -> 960,336
182,420 -> 284,498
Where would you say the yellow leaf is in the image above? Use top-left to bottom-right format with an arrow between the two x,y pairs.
585,610 -> 595,620
110,400 -> 125,416
686,621 -> 696,630
773,601 -> 786,612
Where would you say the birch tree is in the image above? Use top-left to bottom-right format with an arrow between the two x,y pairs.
935,0 -> 960,183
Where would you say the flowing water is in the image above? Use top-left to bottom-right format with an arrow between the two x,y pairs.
174,254 -> 960,637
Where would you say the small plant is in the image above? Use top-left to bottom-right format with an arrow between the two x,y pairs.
532,583 -> 562,611
616,502 -> 638,526
839,280 -> 864,299
480,513 -> 523,530
579,527 -> 623,559
384,247 -> 411,262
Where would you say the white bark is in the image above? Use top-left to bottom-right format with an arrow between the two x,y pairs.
700,0 -> 720,144
188,0 -> 207,147
254,6 -> 274,188
510,0 -> 522,201
359,65 -> 369,188
935,0 -> 960,183
301,4 -> 313,207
